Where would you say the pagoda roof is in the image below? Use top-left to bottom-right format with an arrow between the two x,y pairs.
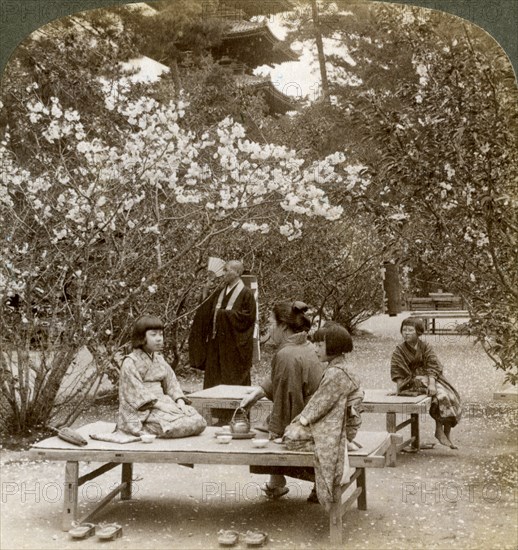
234,73 -> 298,114
214,21 -> 298,67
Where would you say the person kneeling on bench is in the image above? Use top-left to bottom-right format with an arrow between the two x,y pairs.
118,315 -> 206,438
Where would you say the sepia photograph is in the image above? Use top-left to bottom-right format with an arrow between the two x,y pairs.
1,1 -> 516,548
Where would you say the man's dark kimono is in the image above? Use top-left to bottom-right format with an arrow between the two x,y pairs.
189,280 -> 256,389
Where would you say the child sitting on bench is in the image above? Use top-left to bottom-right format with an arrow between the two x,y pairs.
118,315 -> 206,438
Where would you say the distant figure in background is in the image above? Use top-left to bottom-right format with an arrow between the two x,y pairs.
391,317 -> 461,449
189,260 -> 256,389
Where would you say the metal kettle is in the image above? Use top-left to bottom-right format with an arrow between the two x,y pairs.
230,407 -> 250,434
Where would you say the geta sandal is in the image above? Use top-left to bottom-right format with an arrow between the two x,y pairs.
68,522 -> 95,539
217,529 -> 239,546
245,530 -> 268,547
96,522 -> 123,540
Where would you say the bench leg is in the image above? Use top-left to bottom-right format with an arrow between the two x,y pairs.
386,413 -> 398,465
329,486 -> 343,547
357,468 -> 367,510
63,461 -> 79,531
386,437 -> 397,467
386,412 -> 396,433
411,413 -> 420,450
121,463 -> 133,500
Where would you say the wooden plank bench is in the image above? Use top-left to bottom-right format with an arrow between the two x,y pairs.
409,295 -> 465,311
408,297 -> 435,311
188,385 -> 430,466
28,421 -> 399,546
493,384 -> 518,403
409,310 -> 470,334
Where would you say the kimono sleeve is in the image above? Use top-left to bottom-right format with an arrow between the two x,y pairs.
303,355 -> 324,400
160,356 -> 191,404
421,341 -> 444,379
301,367 -> 352,424
259,376 -> 273,400
119,357 -> 157,411
390,346 -> 408,382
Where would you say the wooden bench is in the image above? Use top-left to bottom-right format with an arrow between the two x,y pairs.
408,297 -> 435,311
493,384 -> 518,403
408,294 -> 465,312
29,421 -> 399,546
188,385 -> 430,466
409,310 -> 470,334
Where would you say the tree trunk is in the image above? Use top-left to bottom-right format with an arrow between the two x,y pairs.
310,0 -> 330,104
170,58 -> 182,97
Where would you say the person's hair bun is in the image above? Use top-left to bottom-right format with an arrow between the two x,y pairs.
292,301 -> 309,313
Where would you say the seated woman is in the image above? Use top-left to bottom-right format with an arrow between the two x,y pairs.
391,317 -> 461,449
118,315 -> 206,438
285,323 -> 364,507
240,301 -> 324,499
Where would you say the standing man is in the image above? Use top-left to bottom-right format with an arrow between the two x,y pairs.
189,260 -> 256,389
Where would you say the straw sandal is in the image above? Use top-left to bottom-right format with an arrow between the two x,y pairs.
217,529 -> 239,547
68,522 -> 95,539
96,522 -> 123,541
245,530 -> 268,547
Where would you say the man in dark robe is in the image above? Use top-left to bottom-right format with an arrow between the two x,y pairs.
189,260 -> 256,390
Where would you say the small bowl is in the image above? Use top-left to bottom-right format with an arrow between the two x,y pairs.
251,438 -> 269,448
216,435 -> 233,444
140,434 -> 156,444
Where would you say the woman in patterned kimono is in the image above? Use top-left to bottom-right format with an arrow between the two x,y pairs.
118,315 -> 206,438
391,317 -> 461,449
285,323 -> 364,507
240,301 -> 323,499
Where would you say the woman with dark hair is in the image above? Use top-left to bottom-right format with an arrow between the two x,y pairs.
284,323 -> 364,507
240,301 -> 324,498
391,317 -> 461,449
117,315 -> 206,438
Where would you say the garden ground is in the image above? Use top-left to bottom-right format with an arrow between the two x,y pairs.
1,313 -> 516,550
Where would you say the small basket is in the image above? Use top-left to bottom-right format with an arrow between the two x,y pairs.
229,407 -> 250,434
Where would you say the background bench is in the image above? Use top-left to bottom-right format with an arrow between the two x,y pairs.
409,310 -> 470,334
408,293 -> 465,312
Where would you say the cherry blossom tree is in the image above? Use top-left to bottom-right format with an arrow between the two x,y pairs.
0,10 -> 357,433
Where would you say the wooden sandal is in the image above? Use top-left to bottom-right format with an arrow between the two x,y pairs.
245,530 -> 268,547
96,523 -> 123,540
217,529 -> 239,547
68,522 -> 95,539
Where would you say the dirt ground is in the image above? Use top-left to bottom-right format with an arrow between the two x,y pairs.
1,314 -> 517,550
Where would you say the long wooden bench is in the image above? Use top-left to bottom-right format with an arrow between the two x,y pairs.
29,421 -> 400,546
409,310 -> 470,334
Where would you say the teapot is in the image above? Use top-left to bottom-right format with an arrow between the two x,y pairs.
230,407 -> 250,434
